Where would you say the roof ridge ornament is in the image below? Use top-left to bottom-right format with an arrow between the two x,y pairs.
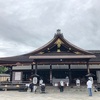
54,29 -> 63,38
57,29 -> 61,34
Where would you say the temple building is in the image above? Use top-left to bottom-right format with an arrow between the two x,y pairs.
0,29 -> 100,84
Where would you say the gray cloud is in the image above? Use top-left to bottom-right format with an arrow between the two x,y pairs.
0,0 -> 100,57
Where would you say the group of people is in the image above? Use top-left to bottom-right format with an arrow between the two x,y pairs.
29,77 -> 45,93
75,77 -> 94,96
28,76 -> 94,96
59,76 -> 94,97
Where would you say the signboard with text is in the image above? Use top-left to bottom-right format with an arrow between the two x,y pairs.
12,72 -> 22,82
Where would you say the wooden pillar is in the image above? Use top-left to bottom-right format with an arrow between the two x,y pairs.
35,62 -> 37,74
68,64 -> 72,84
9,66 -> 13,81
31,64 -> 34,75
50,64 -> 52,84
86,60 -> 90,74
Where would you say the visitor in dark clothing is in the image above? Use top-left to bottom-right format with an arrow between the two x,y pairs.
29,83 -> 34,92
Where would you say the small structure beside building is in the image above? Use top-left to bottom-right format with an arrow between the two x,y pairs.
0,74 -> 10,82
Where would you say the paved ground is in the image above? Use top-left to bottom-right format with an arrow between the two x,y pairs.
0,86 -> 100,100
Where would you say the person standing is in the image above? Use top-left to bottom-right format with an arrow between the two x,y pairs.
88,77 -> 93,84
86,78 -> 93,96
66,76 -> 69,86
60,80 -> 64,92
29,82 -> 34,92
39,78 -> 43,86
76,78 -> 80,87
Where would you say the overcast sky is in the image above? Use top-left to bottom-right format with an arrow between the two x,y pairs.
0,0 -> 100,57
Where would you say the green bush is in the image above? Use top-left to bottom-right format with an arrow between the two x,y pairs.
0,66 -> 8,74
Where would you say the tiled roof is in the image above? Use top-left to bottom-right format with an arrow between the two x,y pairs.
0,31 -> 99,65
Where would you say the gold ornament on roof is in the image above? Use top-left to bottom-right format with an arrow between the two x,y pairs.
38,52 -> 44,54
75,51 -> 81,54
55,38 -> 64,52
47,48 -> 50,52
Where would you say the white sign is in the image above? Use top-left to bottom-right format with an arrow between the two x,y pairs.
15,72 -> 21,80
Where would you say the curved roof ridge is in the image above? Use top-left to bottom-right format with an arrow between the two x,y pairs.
23,35 -> 56,56
24,30 -> 94,55
63,37 -> 93,54
0,30 -> 95,60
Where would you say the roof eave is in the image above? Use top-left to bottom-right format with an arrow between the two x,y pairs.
29,55 -> 96,59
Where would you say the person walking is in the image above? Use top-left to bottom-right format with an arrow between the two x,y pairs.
86,78 -> 93,96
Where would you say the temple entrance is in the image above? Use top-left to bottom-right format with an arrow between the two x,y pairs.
20,68 -> 97,85
71,69 -> 87,84
23,71 -> 32,81
38,70 -> 50,84
52,69 -> 69,78
37,69 -> 88,84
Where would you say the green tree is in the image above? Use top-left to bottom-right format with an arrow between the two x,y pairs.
0,66 -> 8,74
